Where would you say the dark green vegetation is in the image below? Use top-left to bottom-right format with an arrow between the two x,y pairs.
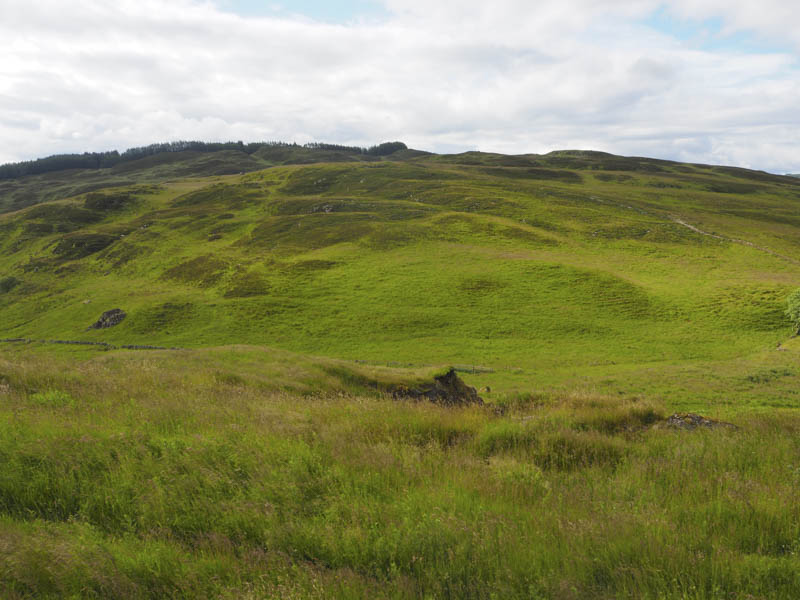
0,141 -> 410,182
2,145 -> 800,598
0,141 -> 417,214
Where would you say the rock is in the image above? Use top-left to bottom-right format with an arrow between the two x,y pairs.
394,368 -> 484,406
88,308 -> 127,330
660,413 -> 737,431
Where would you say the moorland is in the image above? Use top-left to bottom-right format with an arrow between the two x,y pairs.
1,142 -> 799,598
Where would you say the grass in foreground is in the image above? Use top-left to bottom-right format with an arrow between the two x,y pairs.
1,349 -> 799,599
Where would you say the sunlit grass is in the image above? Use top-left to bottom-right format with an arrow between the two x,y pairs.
1,155 -> 799,404
2,150 -> 800,597
1,350 -> 800,598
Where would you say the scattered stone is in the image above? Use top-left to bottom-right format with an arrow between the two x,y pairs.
393,368 -> 484,406
120,344 -> 171,350
0,337 -> 181,351
492,404 -> 507,416
659,413 -> 737,431
88,308 -> 127,330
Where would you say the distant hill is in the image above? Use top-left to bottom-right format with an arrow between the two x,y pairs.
0,140 -> 416,214
1,144 -> 799,403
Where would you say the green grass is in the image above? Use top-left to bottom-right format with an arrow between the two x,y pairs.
1,349 -> 800,598
0,145 -> 419,215
2,148 -> 800,596
2,158 -> 798,377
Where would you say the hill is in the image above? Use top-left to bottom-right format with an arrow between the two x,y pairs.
0,141 -> 418,214
2,146 -> 799,407
3,144 -> 800,597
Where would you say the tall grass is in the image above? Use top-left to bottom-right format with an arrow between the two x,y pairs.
1,350 -> 799,598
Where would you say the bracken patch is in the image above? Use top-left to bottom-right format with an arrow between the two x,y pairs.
128,302 -> 197,334
245,214 -> 375,252
224,271 -> 270,298
162,255 -> 228,288
53,233 -> 117,260
0,276 -> 20,294
83,192 -> 134,212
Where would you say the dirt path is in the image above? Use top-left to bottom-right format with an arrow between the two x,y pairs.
669,216 -> 800,266
585,195 -> 800,267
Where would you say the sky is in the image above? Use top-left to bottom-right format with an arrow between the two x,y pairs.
1,1 -> 800,172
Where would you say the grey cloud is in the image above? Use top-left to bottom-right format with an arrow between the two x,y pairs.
1,0 -> 799,172
630,58 -> 676,81
0,112 -> 40,131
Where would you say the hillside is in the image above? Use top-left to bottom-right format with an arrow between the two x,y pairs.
0,142 -> 420,214
3,145 -> 800,598
2,147 -> 800,407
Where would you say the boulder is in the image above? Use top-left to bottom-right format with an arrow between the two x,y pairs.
88,308 -> 127,330
660,413 -> 736,431
394,368 -> 483,406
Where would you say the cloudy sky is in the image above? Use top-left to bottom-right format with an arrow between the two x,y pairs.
2,0 -> 799,172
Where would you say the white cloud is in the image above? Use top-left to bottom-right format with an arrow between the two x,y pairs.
0,0 -> 798,171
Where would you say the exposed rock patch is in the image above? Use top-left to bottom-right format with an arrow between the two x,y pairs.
393,368 -> 484,406
659,413 -> 737,431
88,308 -> 127,330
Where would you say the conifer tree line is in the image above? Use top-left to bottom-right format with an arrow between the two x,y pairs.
0,140 -> 407,180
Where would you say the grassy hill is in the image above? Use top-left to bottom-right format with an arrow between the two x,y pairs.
2,147 -> 799,407
2,146 -> 800,598
0,143 -> 423,215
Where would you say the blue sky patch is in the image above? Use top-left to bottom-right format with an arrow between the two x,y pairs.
216,0 -> 388,23
642,8 -> 792,55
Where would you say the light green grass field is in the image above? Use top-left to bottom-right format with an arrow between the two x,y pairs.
2,148 -> 800,597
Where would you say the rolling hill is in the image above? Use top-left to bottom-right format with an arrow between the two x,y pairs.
1,145 -> 799,407
3,144 -> 800,598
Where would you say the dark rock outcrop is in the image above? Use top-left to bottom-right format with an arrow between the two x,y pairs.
661,413 -> 737,431
88,308 -> 127,330
393,368 -> 484,406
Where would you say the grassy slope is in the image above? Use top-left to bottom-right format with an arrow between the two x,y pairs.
1,150 -> 799,409
3,149 -> 800,597
0,145 -> 417,214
